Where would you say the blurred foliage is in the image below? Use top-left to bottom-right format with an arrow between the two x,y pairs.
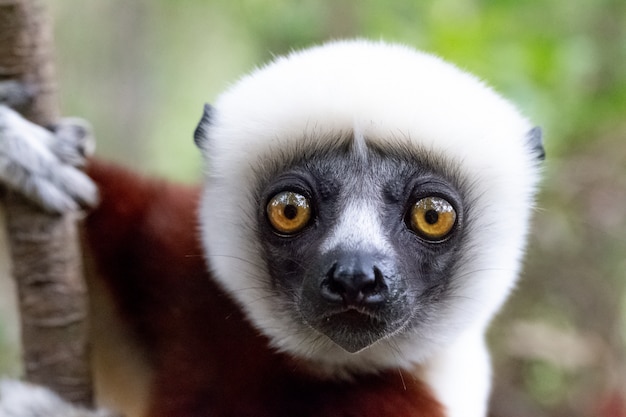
0,0 -> 624,416
49,0 -> 626,180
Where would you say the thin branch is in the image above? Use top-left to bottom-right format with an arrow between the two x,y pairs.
0,0 -> 93,407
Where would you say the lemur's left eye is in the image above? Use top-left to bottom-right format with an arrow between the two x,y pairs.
267,191 -> 312,235
409,196 -> 456,241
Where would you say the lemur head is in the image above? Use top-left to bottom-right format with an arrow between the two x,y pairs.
195,40 -> 543,375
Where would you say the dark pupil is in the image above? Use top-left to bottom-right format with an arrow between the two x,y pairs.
424,209 -> 439,224
283,204 -> 298,220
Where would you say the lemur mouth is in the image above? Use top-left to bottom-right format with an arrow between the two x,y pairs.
318,304 -> 387,325
326,305 -> 384,324
332,308 -> 381,323
308,309 -> 390,353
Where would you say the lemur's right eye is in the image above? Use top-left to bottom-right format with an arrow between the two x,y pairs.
267,191 -> 311,235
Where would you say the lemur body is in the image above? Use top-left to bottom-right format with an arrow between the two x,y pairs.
0,40 -> 543,417
84,159 -> 445,416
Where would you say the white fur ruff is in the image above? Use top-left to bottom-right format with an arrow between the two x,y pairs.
197,39 -> 542,416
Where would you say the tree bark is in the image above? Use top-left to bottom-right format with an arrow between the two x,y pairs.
0,0 -> 93,406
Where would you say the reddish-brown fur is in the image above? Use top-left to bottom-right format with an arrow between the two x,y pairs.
84,159 -> 444,417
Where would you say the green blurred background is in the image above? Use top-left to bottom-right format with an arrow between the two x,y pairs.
1,1 -> 625,416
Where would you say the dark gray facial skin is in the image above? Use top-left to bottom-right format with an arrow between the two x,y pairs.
254,137 -> 471,353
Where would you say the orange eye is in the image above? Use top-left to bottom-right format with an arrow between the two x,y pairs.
409,196 -> 456,240
267,191 -> 312,235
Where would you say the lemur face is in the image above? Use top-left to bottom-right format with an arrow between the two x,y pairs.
255,141 -> 467,353
196,40 -> 542,373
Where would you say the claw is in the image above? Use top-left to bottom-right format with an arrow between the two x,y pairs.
48,117 -> 96,168
0,81 -> 36,108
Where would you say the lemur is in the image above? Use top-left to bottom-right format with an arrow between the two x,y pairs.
0,40 -> 543,417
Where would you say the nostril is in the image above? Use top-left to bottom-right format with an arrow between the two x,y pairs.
372,266 -> 386,290
322,263 -> 343,300
358,270 -> 378,296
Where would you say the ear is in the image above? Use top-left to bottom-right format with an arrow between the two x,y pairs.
194,103 -> 214,149
526,126 -> 545,161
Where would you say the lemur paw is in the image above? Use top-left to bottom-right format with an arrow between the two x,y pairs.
0,380 -> 116,417
0,105 -> 98,214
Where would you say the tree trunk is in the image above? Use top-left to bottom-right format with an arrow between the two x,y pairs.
0,0 -> 93,406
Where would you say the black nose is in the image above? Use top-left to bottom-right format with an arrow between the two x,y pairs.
320,252 -> 387,307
